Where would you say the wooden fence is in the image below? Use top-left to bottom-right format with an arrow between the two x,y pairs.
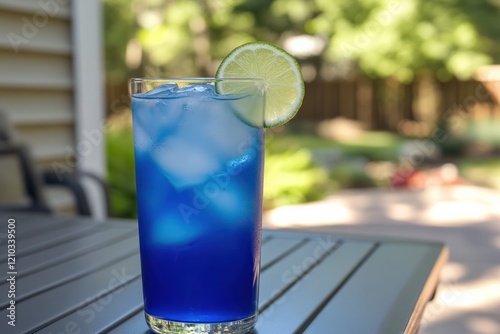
295,78 -> 500,131
106,77 -> 500,132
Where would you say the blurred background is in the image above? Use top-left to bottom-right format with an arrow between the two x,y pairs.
2,0 -> 500,217
101,0 -> 500,218
1,1 -> 500,333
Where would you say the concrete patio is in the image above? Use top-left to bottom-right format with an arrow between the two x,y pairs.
263,185 -> 500,334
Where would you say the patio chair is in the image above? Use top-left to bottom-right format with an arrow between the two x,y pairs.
0,112 -> 111,217
0,141 -> 112,216
0,142 -> 52,214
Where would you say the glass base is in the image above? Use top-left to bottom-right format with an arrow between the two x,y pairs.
145,313 -> 257,334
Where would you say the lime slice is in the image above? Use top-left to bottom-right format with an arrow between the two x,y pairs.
216,42 -> 305,128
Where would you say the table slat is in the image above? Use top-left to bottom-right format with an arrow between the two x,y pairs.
0,254 -> 141,333
106,310 -> 149,334
0,215 -> 446,334
0,236 -> 139,308
0,223 -> 97,262
255,241 -> 376,333
0,226 -> 135,282
303,243 -> 443,334
260,238 -> 306,269
39,279 -> 144,334
258,239 -> 338,309
0,215 -> 70,238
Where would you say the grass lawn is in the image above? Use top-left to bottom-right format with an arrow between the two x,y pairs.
458,158 -> 500,189
269,131 -> 406,161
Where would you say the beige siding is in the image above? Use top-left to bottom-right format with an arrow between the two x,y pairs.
0,11 -> 71,54
0,0 -> 70,19
0,89 -> 73,124
0,1 -> 75,213
16,125 -> 74,160
0,51 -> 73,88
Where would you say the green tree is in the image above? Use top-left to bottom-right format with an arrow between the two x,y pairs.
103,0 -> 500,82
103,0 -> 137,83
307,0 -> 500,81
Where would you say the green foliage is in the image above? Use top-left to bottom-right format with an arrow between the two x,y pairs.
270,132 -> 405,161
309,0 -> 500,81
467,119 -> 500,146
330,161 -> 375,190
103,0 -> 500,82
106,121 -> 137,218
458,158 -> 500,189
103,0 -> 137,83
264,142 -> 328,209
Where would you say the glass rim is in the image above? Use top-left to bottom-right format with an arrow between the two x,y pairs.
130,77 -> 264,84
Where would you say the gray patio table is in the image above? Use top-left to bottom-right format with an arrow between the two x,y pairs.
0,214 -> 447,334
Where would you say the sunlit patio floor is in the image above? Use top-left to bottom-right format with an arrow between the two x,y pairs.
263,185 -> 500,334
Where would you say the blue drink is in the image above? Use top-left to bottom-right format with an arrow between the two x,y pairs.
130,78 -> 265,334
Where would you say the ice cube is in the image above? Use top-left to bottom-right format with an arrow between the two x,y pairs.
209,182 -> 252,225
132,121 -> 152,152
175,83 -> 216,96
226,150 -> 259,175
208,113 -> 253,159
175,99 -> 253,161
151,213 -> 202,246
151,136 -> 222,189
140,83 -> 178,97
132,97 -> 182,143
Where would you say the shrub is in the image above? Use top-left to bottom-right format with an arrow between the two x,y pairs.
106,120 -> 137,218
106,119 -> 329,218
263,142 -> 328,210
330,160 -> 375,190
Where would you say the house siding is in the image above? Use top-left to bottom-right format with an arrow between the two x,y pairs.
0,0 -> 76,211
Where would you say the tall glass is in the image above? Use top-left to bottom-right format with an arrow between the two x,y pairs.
130,78 -> 265,334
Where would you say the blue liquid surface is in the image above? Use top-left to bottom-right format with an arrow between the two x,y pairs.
132,83 -> 264,323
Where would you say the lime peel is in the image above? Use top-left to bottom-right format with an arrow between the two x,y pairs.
216,42 -> 305,128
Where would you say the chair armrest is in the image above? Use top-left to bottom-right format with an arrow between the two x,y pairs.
42,170 -> 112,217
0,143 -> 52,214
